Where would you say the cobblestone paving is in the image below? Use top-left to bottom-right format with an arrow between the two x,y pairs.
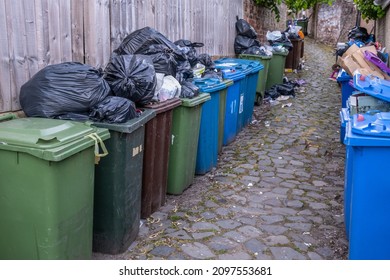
93,38 -> 349,260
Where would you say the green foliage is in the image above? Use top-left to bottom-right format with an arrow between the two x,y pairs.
354,0 -> 385,21
253,0 -> 282,21
252,0 -> 334,21
285,0 -> 334,16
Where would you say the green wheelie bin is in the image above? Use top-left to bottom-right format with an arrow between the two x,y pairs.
0,116 -> 110,260
167,93 -> 211,195
91,109 -> 155,254
265,48 -> 289,90
239,53 -> 272,105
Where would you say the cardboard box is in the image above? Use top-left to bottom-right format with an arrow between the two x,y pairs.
348,92 -> 390,115
339,44 -> 390,80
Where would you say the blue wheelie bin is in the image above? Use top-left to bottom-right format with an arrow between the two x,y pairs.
344,112 -> 390,259
219,68 -> 246,146
194,78 -> 233,174
214,59 -> 251,134
214,58 -> 263,128
337,70 -> 355,108
238,59 -> 263,126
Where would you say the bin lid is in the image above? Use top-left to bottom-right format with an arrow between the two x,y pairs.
239,53 -> 273,60
180,93 -> 211,107
214,58 -> 253,75
353,72 -> 390,102
215,58 -> 264,74
0,118 -> 110,161
336,69 -> 352,82
220,68 -> 246,81
351,112 -> 390,137
193,78 -> 233,93
92,109 -> 156,134
344,119 -> 390,147
142,98 -> 182,114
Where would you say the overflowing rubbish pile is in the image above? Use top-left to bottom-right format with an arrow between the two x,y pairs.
19,26 -> 219,123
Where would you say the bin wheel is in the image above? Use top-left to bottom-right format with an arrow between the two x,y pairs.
255,93 -> 263,106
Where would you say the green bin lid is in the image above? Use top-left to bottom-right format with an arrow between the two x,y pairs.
0,117 -> 110,161
239,54 -> 272,60
180,93 -> 211,107
92,109 -> 156,134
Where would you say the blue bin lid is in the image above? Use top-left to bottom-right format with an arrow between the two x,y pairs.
214,58 -> 252,75
353,72 -> 390,102
214,58 -> 263,74
344,119 -> 390,147
336,69 -> 352,82
193,78 -> 233,93
351,112 -> 390,137
235,58 -> 264,73
220,68 -> 246,81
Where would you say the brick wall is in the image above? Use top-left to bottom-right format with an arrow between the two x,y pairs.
243,0 -> 287,44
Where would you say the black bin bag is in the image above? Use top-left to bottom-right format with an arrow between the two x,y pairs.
104,54 -> 157,105
89,96 -> 138,123
20,62 -> 110,118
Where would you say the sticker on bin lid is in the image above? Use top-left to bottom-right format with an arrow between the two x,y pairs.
353,73 -> 390,102
351,112 -> 390,137
193,78 -> 230,92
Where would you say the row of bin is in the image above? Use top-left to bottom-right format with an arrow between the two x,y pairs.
0,56 -> 293,259
337,70 -> 390,260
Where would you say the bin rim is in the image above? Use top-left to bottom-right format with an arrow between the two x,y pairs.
0,117 -> 110,161
142,98 -> 182,114
92,109 -> 156,134
193,78 -> 233,93
220,69 -> 246,81
180,93 -> 211,107
239,53 -> 273,60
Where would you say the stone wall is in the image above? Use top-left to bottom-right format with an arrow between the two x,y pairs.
376,6 -> 390,53
242,0 -> 374,47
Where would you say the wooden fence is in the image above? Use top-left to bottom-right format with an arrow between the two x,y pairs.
0,0 -> 243,113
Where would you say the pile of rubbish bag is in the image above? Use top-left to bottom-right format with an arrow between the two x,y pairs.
336,26 -> 376,57
20,26 -> 222,123
265,80 -> 300,100
234,17 -> 271,56
20,62 -> 138,123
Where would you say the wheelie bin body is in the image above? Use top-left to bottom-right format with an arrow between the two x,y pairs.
239,53 -> 272,105
344,112 -> 390,259
193,78 -> 232,174
0,116 -> 110,260
337,70 -> 355,108
141,98 -> 182,218
266,48 -> 289,90
214,58 -> 251,134
91,110 -> 155,254
167,93 -> 211,195
219,69 -> 246,145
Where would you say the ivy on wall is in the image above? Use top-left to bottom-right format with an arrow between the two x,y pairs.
354,0 -> 385,21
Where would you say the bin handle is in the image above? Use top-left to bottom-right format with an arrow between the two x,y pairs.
85,133 -> 109,164
0,113 -> 17,122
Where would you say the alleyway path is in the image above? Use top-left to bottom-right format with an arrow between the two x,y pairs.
94,38 -> 349,260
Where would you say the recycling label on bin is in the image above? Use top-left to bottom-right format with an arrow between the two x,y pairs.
239,94 -> 244,114
132,144 -> 143,157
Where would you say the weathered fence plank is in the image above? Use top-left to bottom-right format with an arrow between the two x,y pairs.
0,0 -> 242,113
